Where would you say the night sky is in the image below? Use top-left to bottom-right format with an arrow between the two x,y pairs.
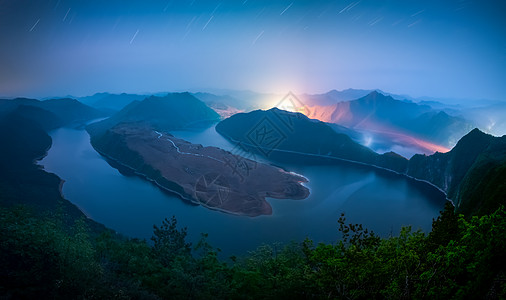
1,0 -> 505,101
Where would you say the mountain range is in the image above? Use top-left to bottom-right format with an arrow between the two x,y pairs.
299,88 -> 416,106
71,89 -> 504,149
407,128 -> 506,215
87,92 -> 221,137
79,93 -> 146,112
216,107 -> 506,215
304,91 -> 475,148
0,97 -> 104,130
0,101 -> 107,231
216,107 -> 409,172
2,89 -> 502,217
460,102 -> 506,137
191,92 -> 244,118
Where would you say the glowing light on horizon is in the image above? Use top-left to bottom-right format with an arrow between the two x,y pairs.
362,126 -> 452,154
246,90 -> 455,156
410,138 -> 450,154
363,135 -> 373,147
299,106 -> 452,155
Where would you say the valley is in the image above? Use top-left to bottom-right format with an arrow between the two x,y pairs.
2,89 -> 504,298
3,0 -> 506,297
39,124 -> 447,256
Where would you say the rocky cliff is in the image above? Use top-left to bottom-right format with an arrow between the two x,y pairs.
407,128 -> 506,215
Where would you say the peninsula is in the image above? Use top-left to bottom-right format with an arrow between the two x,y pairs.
91,123 -> 309,217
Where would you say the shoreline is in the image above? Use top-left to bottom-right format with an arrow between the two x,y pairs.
93,147 -> 274,218
219,132 -> 452,204
34,140 -> 95,218
33,143 -> 52,167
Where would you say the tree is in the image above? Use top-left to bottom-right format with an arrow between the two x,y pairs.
151,216 -> 192,267
427,201 -> 461,251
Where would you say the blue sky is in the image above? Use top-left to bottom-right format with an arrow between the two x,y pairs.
1,0 -> 505,101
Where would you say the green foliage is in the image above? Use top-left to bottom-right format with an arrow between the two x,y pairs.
457,157 -> 506,216
0,206 -> 103,299
305,215 -> 398,299
2,205 -> 505,299
427,201 -> 461,250
152,216 -> 192,267
232,242 -> 315,299
0,206 -> 60,298
420,207 -> 506,298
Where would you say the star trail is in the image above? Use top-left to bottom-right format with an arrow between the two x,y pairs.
0,0 -> 505,101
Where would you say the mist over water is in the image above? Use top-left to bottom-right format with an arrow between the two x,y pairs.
40,124 -> 446,256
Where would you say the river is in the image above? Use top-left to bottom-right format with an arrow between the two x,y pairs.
39,124 -> 446,257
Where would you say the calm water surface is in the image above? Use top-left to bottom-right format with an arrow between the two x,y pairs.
40,125 -> 446,256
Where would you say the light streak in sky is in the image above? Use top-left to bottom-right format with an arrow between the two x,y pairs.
130,29 -> 139,44
252,30 -> 264,45
408,19 -> 422,27
369,16 -> 383,26
280,2 -> 293,16
411,9 -> 425,17
63,8 -> 71,22
202,15 -> 214,30
29,19 -> 40,32
339,1 -> 360,14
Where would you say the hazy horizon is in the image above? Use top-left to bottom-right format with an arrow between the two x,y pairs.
1,87 -> 503,106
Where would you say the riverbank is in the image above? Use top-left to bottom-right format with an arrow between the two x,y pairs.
218,132 -> 450,203
89,123 -> 310,217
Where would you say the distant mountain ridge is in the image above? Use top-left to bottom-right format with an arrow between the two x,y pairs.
87,92 -> 221,138
300,88 -> 416,106
304,91 -> 474,148
0,97 -> 104,129
79,91 -> 246,118
81,93 -> 146,112
460,102 -> 506,137
192,92 -> 244,118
